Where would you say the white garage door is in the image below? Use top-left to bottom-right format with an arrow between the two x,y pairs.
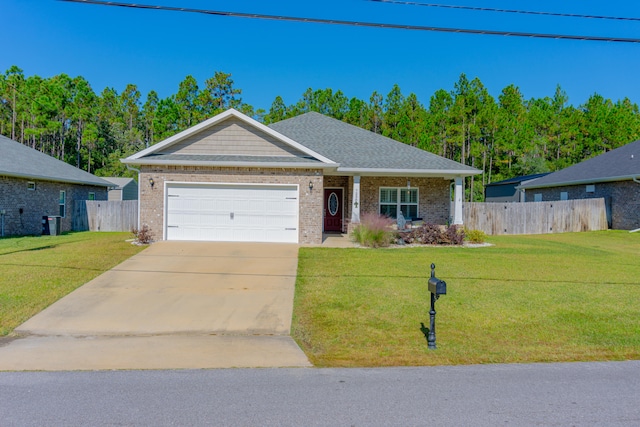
165,183 -> 299,243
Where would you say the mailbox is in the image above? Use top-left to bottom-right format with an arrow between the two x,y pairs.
425,263 -> 447,350
428,276 -> 446,296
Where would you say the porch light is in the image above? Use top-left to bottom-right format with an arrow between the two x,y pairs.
149,177 -> 155,188
309,181 -> 314,191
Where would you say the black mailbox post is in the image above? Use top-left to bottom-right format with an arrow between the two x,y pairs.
427,263 -> 446,349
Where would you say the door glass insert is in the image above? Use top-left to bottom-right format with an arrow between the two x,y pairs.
328,192 -> 339,216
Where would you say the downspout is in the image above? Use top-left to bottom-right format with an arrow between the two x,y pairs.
631,176 -> 640,233
126,164 -> 142,230
0,209 -> 5,237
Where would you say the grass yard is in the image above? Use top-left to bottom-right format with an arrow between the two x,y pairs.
0,232 -> 146,336
292,231 -> 640,367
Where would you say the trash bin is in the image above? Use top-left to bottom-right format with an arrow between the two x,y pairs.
42,216 -> 50,235
47,216 -> 61,236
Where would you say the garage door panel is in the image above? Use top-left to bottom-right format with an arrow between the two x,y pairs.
166,184 -> 299,243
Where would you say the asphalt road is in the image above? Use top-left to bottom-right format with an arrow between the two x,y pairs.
1,361 -> 639,426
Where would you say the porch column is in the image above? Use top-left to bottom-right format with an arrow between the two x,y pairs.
453,176 -> 463,225
351,175 -> 361,224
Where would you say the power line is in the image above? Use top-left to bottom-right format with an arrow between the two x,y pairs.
59,0 -> 640,43
367,0 -> 640,22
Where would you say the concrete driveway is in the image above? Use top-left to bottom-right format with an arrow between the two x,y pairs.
0,241 -> 311,371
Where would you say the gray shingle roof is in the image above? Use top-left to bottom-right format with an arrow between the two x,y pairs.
520,140 -> 640,189
269,112 -> 479,174
0,135 -> 112,187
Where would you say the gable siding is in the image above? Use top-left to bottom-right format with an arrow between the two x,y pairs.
160,117 -> 306,157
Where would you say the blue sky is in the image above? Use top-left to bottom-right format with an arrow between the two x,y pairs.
3,0 -> 640,112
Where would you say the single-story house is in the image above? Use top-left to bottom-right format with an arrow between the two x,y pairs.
484,173 -> 549,202
122,109 -> 480,244
103,177 -> 138,201
0,135 -> 111,236
519,139 -> 640,230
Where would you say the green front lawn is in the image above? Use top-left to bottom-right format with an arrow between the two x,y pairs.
0,232 -> 146,336
293,231 -> 640,367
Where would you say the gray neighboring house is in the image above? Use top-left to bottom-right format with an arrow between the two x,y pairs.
519,140 -> 640,230
0,135 -> 112,236
103,177 -> 138,200
122,108 -> 480,244
484,173 -> 550,202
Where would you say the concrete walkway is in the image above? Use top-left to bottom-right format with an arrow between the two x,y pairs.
0,241 -> 311,371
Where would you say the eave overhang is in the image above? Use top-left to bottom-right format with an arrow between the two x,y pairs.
517,174 -> 640,190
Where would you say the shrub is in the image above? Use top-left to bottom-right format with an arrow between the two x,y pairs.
465,229 -> 487,244
351,213 -> 395,248
131,224 -> 153,244
400,223 -> 466,245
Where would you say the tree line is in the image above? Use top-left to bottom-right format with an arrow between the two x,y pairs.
2,65 -> 639,201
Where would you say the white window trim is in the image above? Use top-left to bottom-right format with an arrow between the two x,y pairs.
88,192 -> 96,201
379,187 -> 419,219
27,181 -> 36,191
586,184 -> 595,193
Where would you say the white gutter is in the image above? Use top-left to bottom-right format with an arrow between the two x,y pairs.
121,159 -> 339,169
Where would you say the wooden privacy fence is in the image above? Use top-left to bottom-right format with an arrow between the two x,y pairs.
463,198 -> 609,235
73,200 -> 138,232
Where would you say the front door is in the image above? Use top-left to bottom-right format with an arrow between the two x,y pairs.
323,188 -> 343,232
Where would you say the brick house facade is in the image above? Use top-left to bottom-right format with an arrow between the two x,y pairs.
1,135 -> 112,237
124,109 -> 479,244
524,181 -> 640,230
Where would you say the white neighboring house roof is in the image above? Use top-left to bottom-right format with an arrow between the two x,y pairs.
102,177 -> 135,189
0,135 -> 112,187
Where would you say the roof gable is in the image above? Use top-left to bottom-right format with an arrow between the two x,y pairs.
0,135 -> 111,187
269,112 -> 479,176
158,116 -> 307,158
124,109 -> 335,166
520,140 -> 640,189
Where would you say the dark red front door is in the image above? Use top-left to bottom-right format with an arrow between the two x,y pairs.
324,188 -> 343,232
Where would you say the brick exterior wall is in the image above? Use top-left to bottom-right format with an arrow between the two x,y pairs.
139,166 -> 324,244
359,176 -> 451,224
524,180 -> 640,230
0,176 -> 107,236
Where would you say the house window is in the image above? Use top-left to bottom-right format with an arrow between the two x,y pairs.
560,192 -> 568,201
88,192 -> 96,201
586,184 -> 595,193
380,188 -> 419,219
534,193 -> 543,202
59,191 -> 66,217
27,182 -> 36,191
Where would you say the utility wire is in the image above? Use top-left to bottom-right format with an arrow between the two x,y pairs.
59,0 -> 640,43
367,0 -> 640,22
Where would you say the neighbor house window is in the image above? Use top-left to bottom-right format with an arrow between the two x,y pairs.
586,184 -> 595,193
380,188 -> 418,219
59,191 -> 66,217
560,192 -> 568,200
27,182 -> 36,191
88,192 -> 96,201
534,193 -> 543,202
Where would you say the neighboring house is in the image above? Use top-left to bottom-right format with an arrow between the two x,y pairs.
0,135 -> 111,236
484,173 -> 549,202
103,177 -> 138,201
519,140 -> 640,230
122,109 -> 480,244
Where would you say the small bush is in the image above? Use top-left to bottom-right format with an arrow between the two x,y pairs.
400,223 -> 465,245
131,224 -> 153,244
465,229 -> 487,244
351,213 -> 395,248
